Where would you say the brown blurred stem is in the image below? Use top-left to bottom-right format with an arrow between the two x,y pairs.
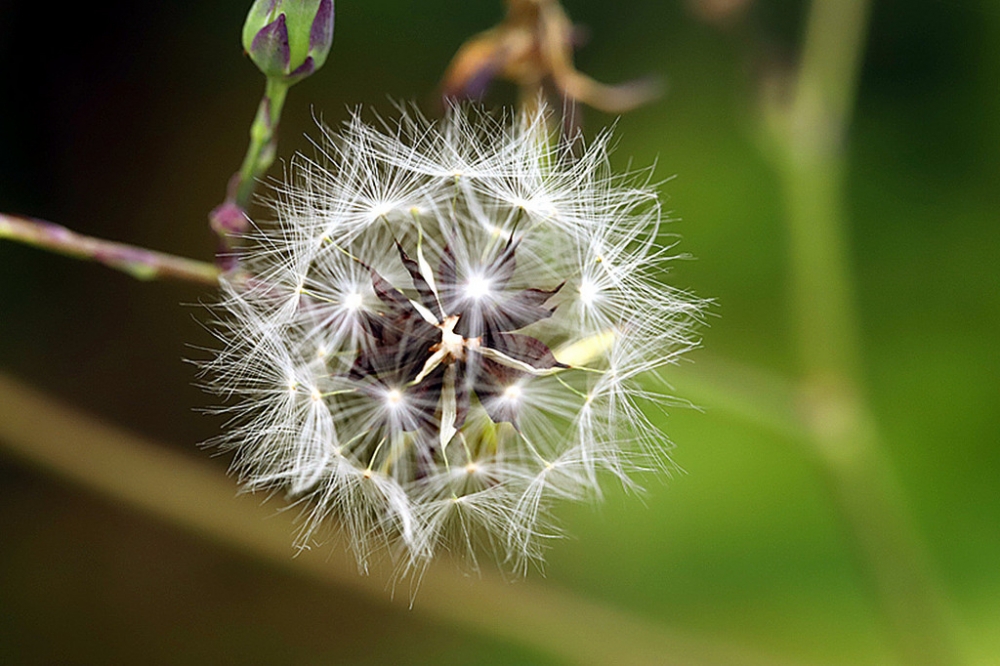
0,371 -> 799,666
0,212 -> 220,286
764,0 -> 960,663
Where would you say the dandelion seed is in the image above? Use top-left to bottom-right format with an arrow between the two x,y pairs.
504,384 -> 523,401
202,103 -> 704,575
342,291 -> 363,310
464,274 -> 492,300
578,279 -> 600,305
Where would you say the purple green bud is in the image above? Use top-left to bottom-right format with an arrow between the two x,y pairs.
242,0 -> 334,84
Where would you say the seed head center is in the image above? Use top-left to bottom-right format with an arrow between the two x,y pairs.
385,388 -> 404,407
435,315 -> 467,362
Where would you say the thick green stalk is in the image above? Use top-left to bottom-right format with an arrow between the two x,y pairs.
769,0 -> 960,663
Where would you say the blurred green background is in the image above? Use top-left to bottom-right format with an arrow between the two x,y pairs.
1,1 -> 998,664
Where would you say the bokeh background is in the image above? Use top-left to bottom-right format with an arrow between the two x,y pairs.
1,1 -> 998,664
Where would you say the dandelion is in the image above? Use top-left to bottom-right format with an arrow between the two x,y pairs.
202,103 -> 703,576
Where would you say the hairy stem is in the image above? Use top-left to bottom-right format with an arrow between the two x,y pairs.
0,372 -> 796,666
767,0 -> 960,663
0,212 -> 220,286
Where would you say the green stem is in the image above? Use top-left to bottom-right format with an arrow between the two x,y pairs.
665,356 -> 807,442
235,77 -> 289,209
0,212 -> 220,286
209,77 -> 290,257
768,0 -> 960,663
781,0 -> 867,380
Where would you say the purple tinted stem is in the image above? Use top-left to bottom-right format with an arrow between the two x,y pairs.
1,212 -> 220,286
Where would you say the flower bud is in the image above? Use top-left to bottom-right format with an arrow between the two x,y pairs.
242,0 -> 335,84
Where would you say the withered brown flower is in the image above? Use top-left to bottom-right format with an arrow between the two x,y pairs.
441,0 -> 661,114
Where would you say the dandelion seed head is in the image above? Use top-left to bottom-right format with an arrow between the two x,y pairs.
202,103 -> 704,577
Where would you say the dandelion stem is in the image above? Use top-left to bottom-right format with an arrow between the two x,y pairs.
0,212 -> 220,286
766,0 -> 960,662
0,371 -> 796,666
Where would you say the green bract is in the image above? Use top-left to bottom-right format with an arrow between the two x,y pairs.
242,0 -> 334,84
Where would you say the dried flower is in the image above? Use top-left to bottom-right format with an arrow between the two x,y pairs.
203,104 -> 702,575
441,0 -> 660,114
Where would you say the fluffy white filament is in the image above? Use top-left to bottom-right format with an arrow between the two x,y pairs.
202,104 -> 703,576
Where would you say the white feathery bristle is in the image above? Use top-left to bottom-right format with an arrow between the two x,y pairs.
201,103 -> 704,576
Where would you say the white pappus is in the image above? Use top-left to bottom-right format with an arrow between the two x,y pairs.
201,103 -> 704,577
